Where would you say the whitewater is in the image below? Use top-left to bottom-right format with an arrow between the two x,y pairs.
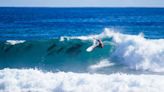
0,28 -> 164,92
1,68 -> 164,92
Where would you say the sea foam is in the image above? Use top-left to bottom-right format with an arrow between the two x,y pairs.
89,59 -> 115,71
6,40 -> 25,45
103,28 -> 164,72
0,68 -> 164,92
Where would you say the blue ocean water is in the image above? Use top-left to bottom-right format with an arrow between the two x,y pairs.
0,8 -> 164,92
0,8 -> 164,40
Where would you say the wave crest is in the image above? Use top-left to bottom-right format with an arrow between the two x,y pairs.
1,28 -> 164,73
104,28 -> 164,72
6,40 -> 25,45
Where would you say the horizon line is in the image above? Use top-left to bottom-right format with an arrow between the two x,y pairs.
0,6 -> 164,8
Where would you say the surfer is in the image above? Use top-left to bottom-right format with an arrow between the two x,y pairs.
86,38 -> 104,52
96,39 -> 104,48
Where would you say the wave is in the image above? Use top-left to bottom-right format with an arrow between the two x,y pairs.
104,28 -> 164,72
0,34 -> 114,72
0,28 -> 164,73
0,68 -> 164,92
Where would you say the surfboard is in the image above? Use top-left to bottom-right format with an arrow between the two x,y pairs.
86,45 -> 97,52
86,39 -> 99,52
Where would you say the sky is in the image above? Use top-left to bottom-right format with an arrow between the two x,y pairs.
0,0 -> 164,7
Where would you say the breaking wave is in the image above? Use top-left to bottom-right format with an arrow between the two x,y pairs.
0,28 -> 164,73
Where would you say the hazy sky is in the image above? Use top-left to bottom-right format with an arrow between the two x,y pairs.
0,0 -> 164,7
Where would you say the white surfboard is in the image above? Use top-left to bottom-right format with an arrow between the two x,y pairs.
86,45 -> 97,52
86,39 -> 99,52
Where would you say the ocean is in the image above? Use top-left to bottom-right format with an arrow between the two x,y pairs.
0,7 -> 164,92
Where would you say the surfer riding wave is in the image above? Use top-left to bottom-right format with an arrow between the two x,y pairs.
86,39 -> 104,52
96,39 -> 104,48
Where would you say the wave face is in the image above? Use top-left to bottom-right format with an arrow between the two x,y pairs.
0,33 -> 114,72
0,28 -> 164,73
0,68 -> 164,92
